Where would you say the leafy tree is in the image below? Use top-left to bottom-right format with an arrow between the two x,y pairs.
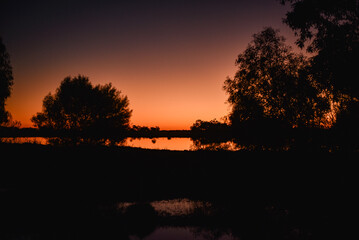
280,0 -> 359,98
0,37 -> 14,125
32,75 -> 132,136
223,27 -> 330,129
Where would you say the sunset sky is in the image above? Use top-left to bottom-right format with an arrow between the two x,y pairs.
1,0 -> 299,129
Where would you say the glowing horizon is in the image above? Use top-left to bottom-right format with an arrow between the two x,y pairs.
1,1 -> 297,130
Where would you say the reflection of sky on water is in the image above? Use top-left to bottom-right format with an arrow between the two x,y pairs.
151,199 -> 210,216
0,137 -> 49,145
124,137 -> 192,151
131,227 -> 239,240
1,137 -> 241,151
117,198 -> 212,217
122,199 -> 239,240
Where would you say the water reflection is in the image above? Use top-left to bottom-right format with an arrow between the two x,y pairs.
151,199 -> 212,217
190,139 -> 240,151
140,226 -> 239,240
124,137 -> 193,151
1,197 -> 311,240
119,199 -> 240,240
0,137 -> 49,145
1,137 -> 241,151
118,198 -> 212,217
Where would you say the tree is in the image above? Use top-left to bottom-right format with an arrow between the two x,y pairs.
32,75 -> 132,136
280,0 -> 359,98
190,119 -> 229,136
223,27 -> 330,129
0,37 -> 14,125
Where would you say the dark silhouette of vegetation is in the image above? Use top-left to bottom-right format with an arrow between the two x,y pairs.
280,0 -> 359,147
222,27 -> 331,148
31,75 -> 132,139
332,101 -> 359,149
190,18 -> 359,151
190,119 -> 229,138
0,37 -> 14,125
189,119 -> 233,150
280,0 -> 359,99
224,27 -> 330,128
130,125 -> 161,137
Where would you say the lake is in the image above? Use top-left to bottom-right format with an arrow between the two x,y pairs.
0,137 -> 240,151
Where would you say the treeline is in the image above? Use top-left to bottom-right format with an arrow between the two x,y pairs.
0,125 -> 191,138
190,119 -> 357,151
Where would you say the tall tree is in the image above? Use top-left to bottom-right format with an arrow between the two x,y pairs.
280,0 -> 359,98
32,75 -> 132,136
224,27 -> 329,129
0,37 -> 14,124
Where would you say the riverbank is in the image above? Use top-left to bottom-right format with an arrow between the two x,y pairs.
1,142 -> 356,200
1,142 -> 357,239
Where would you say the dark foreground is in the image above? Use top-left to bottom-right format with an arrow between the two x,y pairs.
0,143 -> 357,240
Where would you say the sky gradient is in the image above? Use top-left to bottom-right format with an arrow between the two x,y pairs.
0,0 -> 298,129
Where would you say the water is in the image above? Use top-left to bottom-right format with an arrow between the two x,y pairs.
2,198 -> 242,240
124,137 -> 193,151
0,137 -> 240,151
118,198 -> 213,217
0,137 -> 49,145
118,198 -> 240,240
135,226 -> 239,240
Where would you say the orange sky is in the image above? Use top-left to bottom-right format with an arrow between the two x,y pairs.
7,45 -> 239,129
1,1 -> 296,130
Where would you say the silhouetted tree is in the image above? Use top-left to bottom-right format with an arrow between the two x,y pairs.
190,119 -> 229,136
280,0 -> 359,98
32,75 -> 132,136
224,27 -> 330,129
0,37 -> 14,125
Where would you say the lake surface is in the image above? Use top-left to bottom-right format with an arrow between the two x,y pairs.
135,226 -> 239,240
125,137 -> 194,151
118,198 -> 213,217
118,198 -> 240,240
1,137 -> 240,151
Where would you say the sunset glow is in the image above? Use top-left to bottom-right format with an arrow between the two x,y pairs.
1,0 -> 296,129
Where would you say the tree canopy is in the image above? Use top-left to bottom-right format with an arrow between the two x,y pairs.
32,75 -> 132,136
280,0 -> 359,98
0,37 -> 14,125
223,27 -> 330,129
